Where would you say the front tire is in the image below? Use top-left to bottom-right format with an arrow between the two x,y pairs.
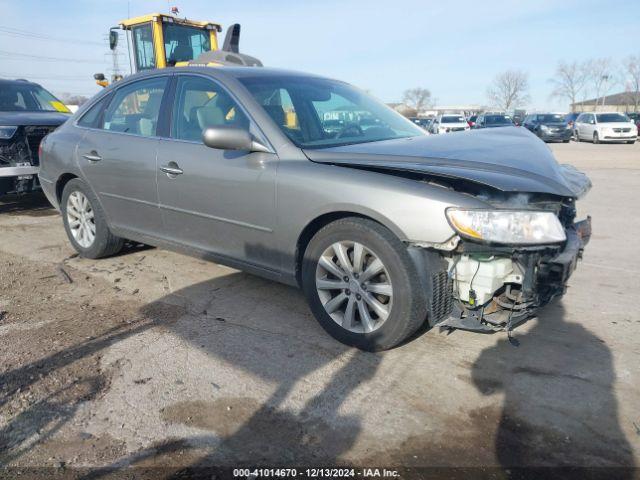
302,217 -> 427,351
627,140 -> 635,144
61,179 -> 124,259
593,132 -> 600,144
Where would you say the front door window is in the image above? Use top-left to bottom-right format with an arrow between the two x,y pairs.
171,76 -> 249,142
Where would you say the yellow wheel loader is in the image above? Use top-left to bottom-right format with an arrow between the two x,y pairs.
94,12 -> 262,87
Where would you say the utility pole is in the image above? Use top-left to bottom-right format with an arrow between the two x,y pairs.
601,75 -> 609,108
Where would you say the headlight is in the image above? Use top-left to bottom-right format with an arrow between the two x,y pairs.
540,125 -> 550,132
0,126 -> 18,139
446,208 -> 566,244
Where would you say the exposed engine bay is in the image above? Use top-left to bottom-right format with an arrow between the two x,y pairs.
0,125 -> 55,195
424,192 -> 592,333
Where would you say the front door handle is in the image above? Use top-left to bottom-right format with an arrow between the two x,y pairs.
160,164 -> 183,176
82,152 -> 102,162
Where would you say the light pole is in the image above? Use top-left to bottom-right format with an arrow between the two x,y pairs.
601,75 -> 609,108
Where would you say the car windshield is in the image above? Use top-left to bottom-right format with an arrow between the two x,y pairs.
441,116 -> 465,123
538,114 -> 565,123
596,113 -> 629,123
0,83 -> 69,113
239,76 -> 424,148
485,115 -> 512,125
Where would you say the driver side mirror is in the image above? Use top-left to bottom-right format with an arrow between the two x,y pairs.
109,29 -> 119,51
202,126 -> 271,153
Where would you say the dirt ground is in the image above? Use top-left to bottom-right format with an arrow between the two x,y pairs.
0,141 -> 639,478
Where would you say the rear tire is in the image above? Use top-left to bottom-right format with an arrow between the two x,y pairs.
61,178 -> 124,259
302,217 -> 427,351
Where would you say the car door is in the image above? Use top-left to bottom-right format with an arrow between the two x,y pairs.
523,115 -> 534,132
582,113 -> 594,138
76,76 -> 169,237
156,74 -> 278,271
575,113 -> 585,138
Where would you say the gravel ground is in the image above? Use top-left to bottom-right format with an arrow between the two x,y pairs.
0,141 -> 638,478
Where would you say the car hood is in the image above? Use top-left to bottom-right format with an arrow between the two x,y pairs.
439,123 -> 468,128
0,111 -> 70,127
303,127 -> 591,198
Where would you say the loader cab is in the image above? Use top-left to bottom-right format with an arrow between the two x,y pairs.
121,14 -> 221,71
95,13 -> 261,87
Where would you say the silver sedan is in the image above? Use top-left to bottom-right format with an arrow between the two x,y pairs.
39,67 -> 592,350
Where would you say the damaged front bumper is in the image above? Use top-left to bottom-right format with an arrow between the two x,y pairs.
434,216 -> 592,332
0,126 -> 55,195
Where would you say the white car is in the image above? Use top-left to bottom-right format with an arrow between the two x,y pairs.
574,112 -> 637,144
430,114 -> 470,134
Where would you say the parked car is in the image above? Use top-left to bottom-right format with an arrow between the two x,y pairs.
467,115 -> 477,128
574,112 -> 637,144
473,113 -> 514,129
39,67 -> 592,351
321,119 -> 344,135
0,78 -> 71,195
522,113 -> 572,143
409,117 -> 432,131
511,113 -> 525,126
430,114 -> 470,134
564,112 -> 580,132
626,112 -> 640,132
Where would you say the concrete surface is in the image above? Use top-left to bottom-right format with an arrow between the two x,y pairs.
0,141 -> 638,474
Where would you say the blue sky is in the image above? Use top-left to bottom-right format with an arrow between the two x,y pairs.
1,0 -> 639,110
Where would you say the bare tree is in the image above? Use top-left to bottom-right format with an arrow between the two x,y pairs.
585,58 -> 615,108
402,88 -> 432,114
486,70 -> 530,111
622,55 -> 640,112
549,61 -> 589,111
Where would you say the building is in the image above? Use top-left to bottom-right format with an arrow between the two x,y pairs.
423,105 -> 484,117
571,92 -> 640,113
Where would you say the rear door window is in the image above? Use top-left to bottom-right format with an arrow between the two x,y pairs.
102,77 -> 168,137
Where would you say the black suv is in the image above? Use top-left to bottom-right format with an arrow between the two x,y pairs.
0,78 -> 70,195
522,113 -> 572,143
473,113 -> 514,129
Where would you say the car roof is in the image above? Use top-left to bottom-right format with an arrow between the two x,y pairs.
118,66 -> 332,84
0,78 -> 40,86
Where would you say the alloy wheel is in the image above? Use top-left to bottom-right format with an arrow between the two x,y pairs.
66,191 -> 96,248
315,241 -> 393,333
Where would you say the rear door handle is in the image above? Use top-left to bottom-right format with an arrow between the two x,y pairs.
160,164 -> 183,176
82,152 -> 102,162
